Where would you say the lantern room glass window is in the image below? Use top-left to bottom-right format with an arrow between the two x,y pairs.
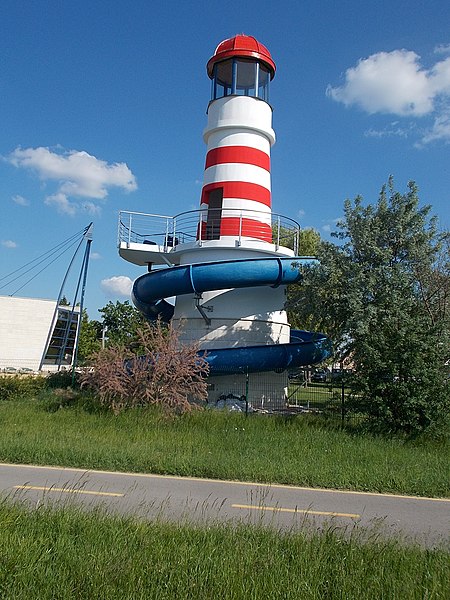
211,59 -> 270,103
213,59 -> 233,98
257,64 -> 270,102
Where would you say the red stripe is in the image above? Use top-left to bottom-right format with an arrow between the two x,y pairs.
199,218 -> 272,243
201,182 -> 271,207
205,146 -> 270,171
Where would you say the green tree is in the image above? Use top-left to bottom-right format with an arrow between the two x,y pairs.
287,241 -> 349,338
288,179 -> 450,435
298,228 -> 321,256
274,225 -> 321,256
77,310 -> 102,362
98,300 -> 148,348
286,228 -> 324,330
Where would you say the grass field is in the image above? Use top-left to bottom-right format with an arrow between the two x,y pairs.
0,500 -> 448,600
1,389 -> 449,598
0,396 -> 448,497
287,381 -> 340,408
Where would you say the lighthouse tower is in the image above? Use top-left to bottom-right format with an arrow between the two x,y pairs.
168,35 -> 294,401
199,35 -> 276,245
118,35 -> 321,407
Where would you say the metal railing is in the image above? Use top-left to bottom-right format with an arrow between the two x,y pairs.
118,209 -> 301,254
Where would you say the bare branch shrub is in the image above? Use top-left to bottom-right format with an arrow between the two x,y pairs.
80,320 -> 209,414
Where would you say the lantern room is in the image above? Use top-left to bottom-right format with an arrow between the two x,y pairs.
207,34 -> 276,103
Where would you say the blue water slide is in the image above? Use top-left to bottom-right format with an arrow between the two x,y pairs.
203,330 -> 331,375
132,257 -> 332,374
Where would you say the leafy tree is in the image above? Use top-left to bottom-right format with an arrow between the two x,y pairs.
98,300 -> 148,348
274,225 -> 320,256
77,310 -> 102,362
287,236 -> 351,344
288,178 -> 449,435
298,228 -> 321,256
285,229 -> 325,331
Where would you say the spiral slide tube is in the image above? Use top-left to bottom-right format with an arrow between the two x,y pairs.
132,257 -> 332,375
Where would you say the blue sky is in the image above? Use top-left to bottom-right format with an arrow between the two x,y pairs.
1,0 -> 449,319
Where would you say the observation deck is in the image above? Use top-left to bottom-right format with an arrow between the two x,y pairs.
118,208 -> 301,267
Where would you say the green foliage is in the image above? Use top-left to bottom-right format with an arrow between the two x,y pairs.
40,386 -> 80,412
77,310 -> 102,362
0,502 -> 449,599
98,300 -> 148,348
274,225 -> 321,256
39,387 -> 105,414
77,301 -> 149,363
44,370 -> 79,389
298,227 -> 321,256
285,228 -> 322,329
0,400 -> 448,496
0,375 -> 45,401
288,179 -> 450,435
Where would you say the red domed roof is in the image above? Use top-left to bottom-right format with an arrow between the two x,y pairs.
207,34 -> 276,79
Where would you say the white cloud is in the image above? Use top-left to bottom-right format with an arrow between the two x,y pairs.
81,201 -> 102,216
327,50 -> 434,116
101,276 -> 133,298
2,240 -> 18,248
328,47 -> 450,144
45,192 -> 77,216
7,146 -> 137,215
364,121 -> 416,139
90,252 -> 102,260
418,110 -> 450,146
434,44 -> 450,55
321,217 -> 341,235
429,56 -> 450,96
12,194 -> 29,206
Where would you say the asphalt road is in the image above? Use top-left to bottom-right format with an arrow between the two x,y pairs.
0,462 -> 449,548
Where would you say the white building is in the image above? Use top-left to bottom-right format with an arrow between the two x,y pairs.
0,296 -> 80,372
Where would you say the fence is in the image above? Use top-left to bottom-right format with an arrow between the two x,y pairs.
285,368 -> 355,424
206,367 -> 357,424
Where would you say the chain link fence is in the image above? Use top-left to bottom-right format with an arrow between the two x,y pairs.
206,366 -> 358,424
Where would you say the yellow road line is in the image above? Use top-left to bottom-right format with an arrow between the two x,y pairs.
232,504 -> 360,519
3,462 -> 449,503
14,485 -> 124,498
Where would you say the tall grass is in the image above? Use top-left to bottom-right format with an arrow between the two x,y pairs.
0,500 -> 448,599
0,396 -> 449,497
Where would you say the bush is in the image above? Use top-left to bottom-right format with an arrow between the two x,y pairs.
80,320 -> 209,414
39,387 -> 106,414
0,375 -> 45,401
44,370 -> 79,389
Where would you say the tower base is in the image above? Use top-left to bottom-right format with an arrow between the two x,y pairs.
206,371 -> 288,411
